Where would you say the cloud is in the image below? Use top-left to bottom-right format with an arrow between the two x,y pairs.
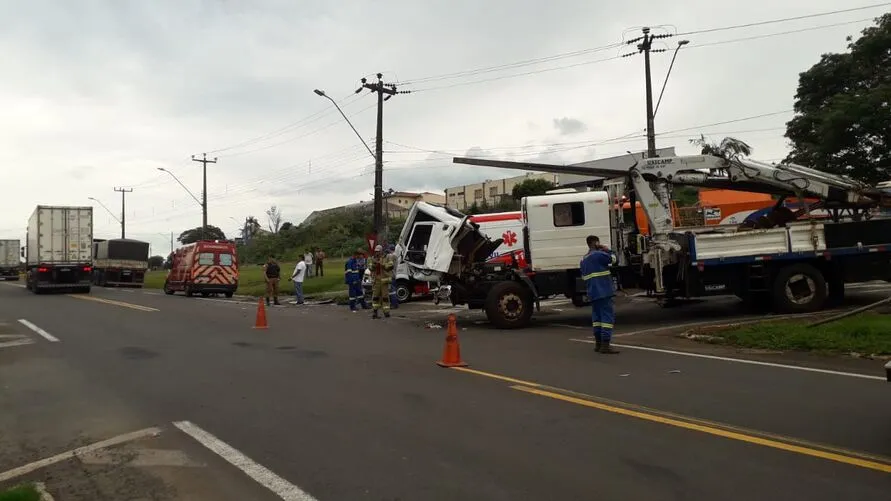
553,117 -> 588,135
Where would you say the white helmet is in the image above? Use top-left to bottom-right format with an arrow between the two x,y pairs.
374,244 -> 383,252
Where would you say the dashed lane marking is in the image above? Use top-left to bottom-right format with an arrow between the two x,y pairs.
17,319 -> 60,342
66,294 -> 159,312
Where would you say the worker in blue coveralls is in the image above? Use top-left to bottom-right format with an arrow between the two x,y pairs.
580,235 -> 619,354
387,244 -> 400,310
345,248 -> 370,312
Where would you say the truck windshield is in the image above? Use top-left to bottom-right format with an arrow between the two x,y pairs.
219,254 -> 233,266
198,253 -> 214,265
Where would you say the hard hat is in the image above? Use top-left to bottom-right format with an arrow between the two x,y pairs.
374,244 -> 383,252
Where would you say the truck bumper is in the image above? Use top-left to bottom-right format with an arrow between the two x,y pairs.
885,361 -> 891,383
190,283 -> 237,294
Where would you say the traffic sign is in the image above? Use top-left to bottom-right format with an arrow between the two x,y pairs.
366,232 -> 377,254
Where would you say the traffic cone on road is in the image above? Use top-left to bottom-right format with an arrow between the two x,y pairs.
253,298 -> 269,330
436,313 -> 468,368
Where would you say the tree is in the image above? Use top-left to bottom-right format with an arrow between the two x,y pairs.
511,178 -> 557,200
785,14 -> 891,184
280,221 -> 294,232
178,225 -> 226,244
148,255 -> 165,269
689,135 -> 753,158
266,205 -> 283,233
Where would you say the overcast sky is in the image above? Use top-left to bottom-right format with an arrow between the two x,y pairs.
0,0 -> 884,256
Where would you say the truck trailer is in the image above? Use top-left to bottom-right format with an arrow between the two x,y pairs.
25,206 -> 93,294
92,238 -> 150,287
0,239 -> 21,280
395,152 -> 891,328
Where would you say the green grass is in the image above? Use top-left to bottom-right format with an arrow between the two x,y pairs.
0,484 -> 40,501
697,313 -> 891,355
144,259 -> 348,298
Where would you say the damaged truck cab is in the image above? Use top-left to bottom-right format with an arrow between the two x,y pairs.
395,192 -> 612,328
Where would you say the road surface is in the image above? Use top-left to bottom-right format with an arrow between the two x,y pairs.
1,283 -> 889,500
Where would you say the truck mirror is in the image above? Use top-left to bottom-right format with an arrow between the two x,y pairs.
20,247 -> 24,257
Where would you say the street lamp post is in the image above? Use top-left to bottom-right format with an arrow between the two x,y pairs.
653,40 -> 690,119
88,197 -> 122,236
157,167 -> 206,238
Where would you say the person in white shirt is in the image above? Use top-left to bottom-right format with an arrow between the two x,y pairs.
304,249 -> 314,278
290,255 -> 307,304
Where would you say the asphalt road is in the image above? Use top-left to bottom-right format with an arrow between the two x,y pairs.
1,282 -> 889,500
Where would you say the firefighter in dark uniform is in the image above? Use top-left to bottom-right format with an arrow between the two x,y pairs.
580,235 -> 619,354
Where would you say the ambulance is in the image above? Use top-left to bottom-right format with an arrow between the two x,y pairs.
469,212 -> 527,268
163,240 -> 238,297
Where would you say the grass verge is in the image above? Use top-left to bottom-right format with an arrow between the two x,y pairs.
143,259 -> 348,298
691,313 -> 891,355
0,484 -> 40,501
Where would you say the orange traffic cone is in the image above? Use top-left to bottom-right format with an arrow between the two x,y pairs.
436,313 -> 468,367
253,298 -> 269,330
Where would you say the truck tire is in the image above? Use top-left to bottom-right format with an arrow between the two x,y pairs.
224,291 -> 234,298
394,280 -> 412,303
163,280 -> 175,295
770,263 -> 827,314
185,285 -> 194,297
484,281 -> 534,329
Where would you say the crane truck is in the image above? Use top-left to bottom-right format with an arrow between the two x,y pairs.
394,152 -> 891,329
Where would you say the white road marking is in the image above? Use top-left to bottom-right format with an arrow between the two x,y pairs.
0,338 -> 36,349
80,448 -> 204,467
0,282 -> 26,288
17,319 -> 60,342
0,427 -> 162,482
569,338 -> 887,381
173,420 -> 318,501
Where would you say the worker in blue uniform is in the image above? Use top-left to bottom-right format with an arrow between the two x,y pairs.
387,244 -> 400,310
345,248 -> 370,312
580,235 -> 619,354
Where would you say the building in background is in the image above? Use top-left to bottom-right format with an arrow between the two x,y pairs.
303,191 -> 445,224
445,173 -> 560,211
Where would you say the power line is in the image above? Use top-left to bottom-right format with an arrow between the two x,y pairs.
677,3 -> 891,36
688,17 -> 876,49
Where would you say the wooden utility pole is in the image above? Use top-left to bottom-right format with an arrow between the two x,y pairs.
191,153 -> 217,238
623,27 -> 672,157
113,187 -> 133,238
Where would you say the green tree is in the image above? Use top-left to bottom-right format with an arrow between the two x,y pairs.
785,14 -> 891,183
689,135 -> 753,158
511,178 -> 557,200
148,255 -> 165,269
178,225 -> 227,244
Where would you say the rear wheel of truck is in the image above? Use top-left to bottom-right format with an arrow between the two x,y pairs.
771,263 -> 827,314
185,285 -> 194,297
224,291 -> 234,298
484,281 -> 533,329
394,280 -> 412,303
163,280 -> 175,295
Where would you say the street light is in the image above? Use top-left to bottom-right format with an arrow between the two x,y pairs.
313,89 -> 375,160
653,40 -> 690,119
88,197 -> 122,236
157,167 -> 209,239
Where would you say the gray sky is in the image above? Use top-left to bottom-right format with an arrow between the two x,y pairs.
0,0 -> 883,255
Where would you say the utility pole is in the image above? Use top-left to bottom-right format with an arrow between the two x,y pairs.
358,73 -> 408,240
113,187 -> 133,238
191,153 -> 217,238
624,27 -> 671,158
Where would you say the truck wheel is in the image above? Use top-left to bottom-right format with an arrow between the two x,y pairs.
771,263 -> 827,314
185,286 -> 194,297
163,281 -> 175,295
224,291 -> 234,298
484,281 -> 533,329
394,280 -> 412,303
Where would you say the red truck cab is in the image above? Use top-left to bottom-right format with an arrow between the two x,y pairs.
163,240 -> 238,297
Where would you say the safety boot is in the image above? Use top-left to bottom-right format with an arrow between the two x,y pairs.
599,340 -> 620,354
384,311 -> 391,318
372,310 -> 380,319
594,340 -> 602,352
